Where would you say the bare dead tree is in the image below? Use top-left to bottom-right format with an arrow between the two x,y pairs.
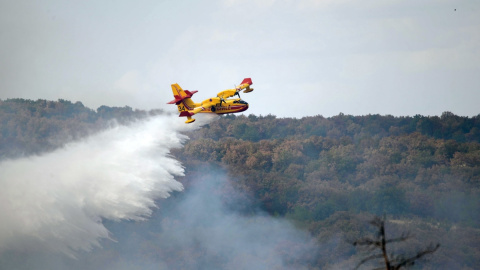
353,216 -> 440,270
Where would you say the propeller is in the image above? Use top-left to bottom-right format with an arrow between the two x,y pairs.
235,83 -> 241,98
220,97 -> 226,107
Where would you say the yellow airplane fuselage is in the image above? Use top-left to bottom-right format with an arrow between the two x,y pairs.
168,78 -> 253,123
192,98 -> 248,114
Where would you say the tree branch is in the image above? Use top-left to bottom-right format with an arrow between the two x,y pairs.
393,244 -> 440,269
354,253 -> 384,270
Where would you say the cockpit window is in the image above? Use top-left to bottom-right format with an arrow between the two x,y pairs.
233,99 -> 248,105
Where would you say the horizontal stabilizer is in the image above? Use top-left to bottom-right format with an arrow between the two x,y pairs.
167,90 -> 198,105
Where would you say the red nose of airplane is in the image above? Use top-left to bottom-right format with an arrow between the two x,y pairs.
238,104 -> 248,113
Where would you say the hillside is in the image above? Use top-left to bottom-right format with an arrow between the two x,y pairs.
1,99 -> 479,269
174,113 -> 480,269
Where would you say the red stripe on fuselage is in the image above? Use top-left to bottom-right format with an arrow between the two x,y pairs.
208,105 -> 248,115
180,100 -> 194,111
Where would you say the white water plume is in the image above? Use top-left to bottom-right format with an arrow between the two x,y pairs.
0,114 -> 201,255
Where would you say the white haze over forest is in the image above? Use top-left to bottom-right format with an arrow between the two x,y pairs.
0,115 -> 188,255
0,114 -> 319,269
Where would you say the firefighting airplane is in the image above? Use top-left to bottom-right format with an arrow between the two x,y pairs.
168,78 -> 254,123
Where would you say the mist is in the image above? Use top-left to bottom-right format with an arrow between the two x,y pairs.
0,115 -> 191,255
0,114 -> 320,269
1,170 -> 320,269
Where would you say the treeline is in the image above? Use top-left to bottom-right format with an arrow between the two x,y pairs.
190,112 -> 480,143
0,98 -> 157,159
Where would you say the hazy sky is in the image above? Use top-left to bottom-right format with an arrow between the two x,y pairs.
1,0 -> 479,118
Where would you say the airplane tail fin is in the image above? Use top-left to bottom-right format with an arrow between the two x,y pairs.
168,83 -> 197,112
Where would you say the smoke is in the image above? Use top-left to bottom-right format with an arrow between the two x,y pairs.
9,168 -> 319,270
118,170 -> 320,270
0,114 -> 199,255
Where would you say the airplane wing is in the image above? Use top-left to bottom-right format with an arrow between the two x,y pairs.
217,89 -> 237,100
217,78 -> 254,99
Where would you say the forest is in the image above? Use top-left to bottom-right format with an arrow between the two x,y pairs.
1,98 -> 479,269
175,112 -> 480,269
